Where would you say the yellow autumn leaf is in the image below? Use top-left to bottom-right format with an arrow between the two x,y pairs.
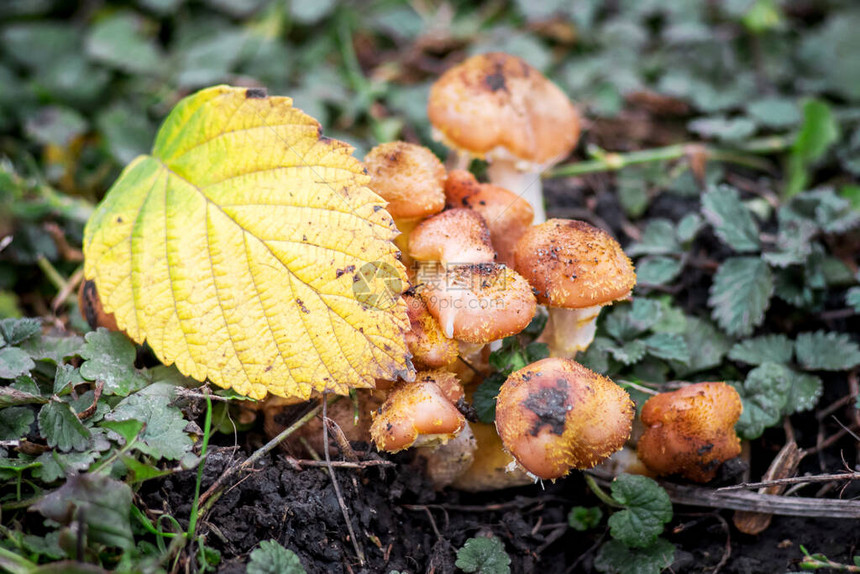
83,85 -> 413,400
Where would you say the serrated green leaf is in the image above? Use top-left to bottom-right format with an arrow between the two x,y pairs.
0,317 -> 41,347
627,220 -> 681,257
35,449 -> 100,483
53,364 -> 85,395
247,540 -> 307,574
473,373 -> 505,424
22,531 -> 66,561
641,333 -> 689,363
636,257 -> 683,286
105,383 -> 193,460
455,536 -> 511,574
0,347 -> 35,379
607,474 -> 672,549
611,340 -> 648,365
795,331 -> 860,371
605,300 -> 661,342
676,213 -> 703,244
650,300 -> 687,334
594,538 -> 676,574
33,473 -> 134,549
0,406 -> 35,440
79,329 -> 149,396
733,362 -> 793,439
38,401 -> 92,452
709,257 -> 773,337
568,506 -> 603,531
729,335 -> 794,365
701,185 -> 760,252
783,373 -> 823,414
671,317 -> 731,377
19,334 -> 85,364
763,218 -> 817,268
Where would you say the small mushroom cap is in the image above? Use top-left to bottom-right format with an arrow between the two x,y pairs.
409,208 -> 496,266
513,219 -> 636,308
78,279 -> 119,332
419,263 -> 537,344
495,358 -> 634,480
444,170 -> 533,267
404,293 -> 459,369
370,377 -> 465,453
428,52 -> 580,167
637,382 -> 743,483
364,141 -> 447,220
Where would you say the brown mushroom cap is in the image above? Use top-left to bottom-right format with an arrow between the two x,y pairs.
444,170 -> 533,267
419,263 -> 536,344
370,377 -> 465,453
513,219 -> 636,308
495,358 -> 634,479
637,382 -> 743,483
404,293 -> 459,369
427,52 -> 580,167
364,141 -> 447,220
409,208 -> 496,266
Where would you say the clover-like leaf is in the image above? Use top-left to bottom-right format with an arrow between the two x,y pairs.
636,256 -> 683,286
83,86 -> 410,400
607,474 -> 673,549
38,401 -> 92,452
105,383 -> 193,460
708,257 -> 773,337
455,536 -> 511,574
795,331 -> 860,371
732,362 -> 793,439
0,406 -> 35,440
0,347 -> 35,379
594,538 -> 676,574
0,318 -> 42,347
79,329 -> 149,396
247,540 -> 307,574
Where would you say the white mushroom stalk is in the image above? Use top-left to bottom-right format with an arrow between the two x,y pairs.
543,304 -> 603,358
486,158 -> 547,224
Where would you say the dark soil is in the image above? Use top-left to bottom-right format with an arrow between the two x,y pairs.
138,182 -> 860,573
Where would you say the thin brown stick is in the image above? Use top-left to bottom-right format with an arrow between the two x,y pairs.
284,458 -> 394,469
717,471 -> 860,492
322,397 -> 365,566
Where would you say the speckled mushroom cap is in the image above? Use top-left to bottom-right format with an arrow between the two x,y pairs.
427,52 -> 580,168
637,382 -> 743,483
370,376 -> 465,453
513,219 -> 636,308
364,141 -> 447,220
420,263 -> 536,344
409,208 -> 496,265
495,358 -> 634,480
444,170 -> 533,266
404,293 -> 459,369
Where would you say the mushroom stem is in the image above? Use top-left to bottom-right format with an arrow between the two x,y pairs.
486,160 -> 546,224
544,305 -> 602,358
